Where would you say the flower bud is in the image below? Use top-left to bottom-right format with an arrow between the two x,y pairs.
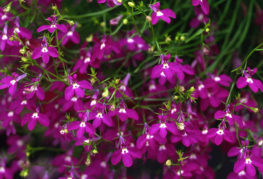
180,35 -> 185,41
102,88 -> 109,98
146,16 -> 152,22
205,28 -> 210,32
92,149 -> 98,154
128,2 -> 135,8
86,35 -> 93,42
166,160 -> 172,166
20,48 -> 26,55
123,19 -> 128,25
20,169 -> 29,177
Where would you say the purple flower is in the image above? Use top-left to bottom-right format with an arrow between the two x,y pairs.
68,120 -> 95,138
112,104 -> 139,122
97,0 -> 122,7
236,67 -> 263,93
149,115 -> 177,138
31,37 -> 59,64
37,15 -> 67,33
150,2 -> 176,25
21,109 -> 49,131
13,17 -> 32,40
208,126 -> 235,145
214,107 -> 243,127
0,73 -> 27,95
61,24 -> 80,45
190,7 -> 209,28
0,24 -> 13,51
90,110 -> 113,128
64,74 -> 93,100
110,15 -> 123,26
111,146 -> 141,167
192,0 -> 210,15
62,96 -> 83,112
23,75 -> 45,100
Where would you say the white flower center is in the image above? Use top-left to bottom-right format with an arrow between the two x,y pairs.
198,14 -> 204,21
67,31 -> 73,36
226,113 -> 232,118
50,24 -> 56,28
8,111 -> 14,117
146,134 -> 154,139
119,108 -> 126,113
2,34 -> 7,40
171,108 -> 177,114
72,83 -> 80,89
160,71 -> 166,77
246,77 -> 253,84
245,158 -> 252,164
177,170 -> 184,176
258,140 -> 263,146
121,148 -> 129,154
80,122 -> 86,127
160,123 -> 167,128
32,112 -> 39,119
65,156 -> 71,162
177,122 -> 185,130
119,85 -> 126,91
190,154 -> 197,159
162,63 -> 169,69
17,140 -> 23,147
198,84 -> 204,91
41,47 -> 48,53
159,145 -> 166,151
100,161 -> 107,168
127,38 -> 134,43
149,84 -> 156,91
216,129 -> 224,135
156,11 -> 163,17
84,57 -> 91,63
100,43 -> 106,50
96,112 -> 103,118
1,14 -> 7,20
10,79 -> 16,85
14,27 -> 20,33
202,129 -> 208,135
21,100 -> 27,105
0,166 -> 5,173
90,100 -> 96,106
214,76 -> 221,81
71,97 -> 78,102
238,170 -> 246,176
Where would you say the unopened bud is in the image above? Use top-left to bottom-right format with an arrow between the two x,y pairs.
102,88 -> 109,98
92,149 -> 98,154
179,86 -> 185,92
128,2 -> 135,7
166,159 -> 172,166
146,16 -> 151,22
86,35 -> 93,42
20,48 -> 26,55
165,36 -> 171,43
189,86 -> 195,92
180,35 -> 185,41
205,28 -> 210,32
123,19 -> 128,25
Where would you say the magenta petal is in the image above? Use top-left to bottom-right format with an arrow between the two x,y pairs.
227,147 -> 241,157
136,135 -> 146,149
92,118 -> 101,128
127,109 -> 139,120
42,53 -> 50,64
78,80 -> 92,89
111,150 -> 121,165
72,32 -> 80,44
28,119 -> 37,131
31,48 -> 42,59
248,82 -> 258,93
192,0 -> 199,6
36,87 -> 45,100
166,123 -> 178,135
37,25 -> 50,32
236,77 -> 247,89
151,65 -> 162,78
48,47 -> 59,58
65,86 -> 74,100
102,115 -> 113,126
77,127 -> 85,137
162,9 -> 176,18
8,85 -> 16,95
122,154 -> 133,167
214,135 -> 223,145
200,0 -> 210,15
75,88 -> 85,98
85,123 -> 95,135
151,13 -> 159,25
246,164 -> 256,176
149,124 -> 160,135
214,110 -> 226,119
234,158 -> 246,173
68,121 -> 80,131
159,128 -> 167,138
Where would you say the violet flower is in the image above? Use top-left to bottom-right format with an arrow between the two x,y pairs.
111,145 -> 141,167
97,0 -> 122,7
61,24 -> 80,45
21,109 -> 49,131
0,73 -> 27,95
64,74 -> 93,100
190,7 -> 209,28
112,103 -> 139,122
150,2 -> 176,25
208,125 -> 235,145
68,120 -> 95,138
23,75 -> 45,100
37,15 -> 67,33
192,0 -> 210,15
236,67 -> 263,93
0,24 -> 13,51
13,17 -> 32,40
31,37 -> 59,64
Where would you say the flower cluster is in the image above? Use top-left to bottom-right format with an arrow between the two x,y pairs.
0,0 -> 263,179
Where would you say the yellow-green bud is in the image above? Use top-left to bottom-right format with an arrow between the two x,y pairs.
20,169 -> 29,177
205,28 -> 210,32
20,48 -> 26,55
166,160 -> 172,166
128,2 -> 135,8
102,88 -> 109,98
146,16 -> 151,22
92,149 -> 98,154
123,19 -> 128,25
180,35 -> 185,41
86,35 -> 93,42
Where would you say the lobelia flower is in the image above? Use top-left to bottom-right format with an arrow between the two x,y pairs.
149,2 -> 176,25
22,75 -> 45,100
210,73 -> 232,87
97,0 -> 122,7
208,124 -> 235,145
0,24 -> 14,51
67,119 -> 95,138
90,109 -> 113,128
21,108 -> 49,131
190,7 -> 209,28
62,96 -> 84,112
0,73 -> 27,95
111,103 -> 139,122
192,0 -> 210,15
116,73 -> 133,98
64,74 -> 93,100
0,158 -> 13,179
110,15 -> 123,26
37,15 -> 67,33
214,105 -> 243,127
111,145 -> 141,167
156,143 -> 177,163
149,114 -> 177,138
31,37 -> 59,64
236,67 -> 263,93
151,54 -> 194,85
61,24 -> 80,45
12,17 -> 32,40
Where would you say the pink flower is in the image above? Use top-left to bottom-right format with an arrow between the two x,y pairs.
31,37 -> 59,64
236,67 -> 263,93
192,0 -> 210,15
111,146 -> 141,167
61,24 -> 80,45
37,15 -> 67,33
208,126 -> 235,145
0,73 -> 27,95
150,2 -> 176,25
21,109 -> 49,131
